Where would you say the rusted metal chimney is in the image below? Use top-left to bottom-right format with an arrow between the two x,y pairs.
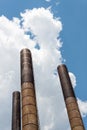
12,91 -> 21,130
57,64 -> 85,130
20,48 -> 39,130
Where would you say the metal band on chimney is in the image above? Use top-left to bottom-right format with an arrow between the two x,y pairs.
57,64 -> 85,130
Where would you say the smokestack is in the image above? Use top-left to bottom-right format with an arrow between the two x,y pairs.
12,91 -> 21,130
57,64 -> 85,130
20,48 -> 39,130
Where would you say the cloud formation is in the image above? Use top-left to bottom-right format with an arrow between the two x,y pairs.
78,98 -> 87,117
45,0 -> 51,2
0,7 -> 87,130
69,72 -> 76,88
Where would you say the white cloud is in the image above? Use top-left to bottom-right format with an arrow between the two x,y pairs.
0,7 -> 86,130
69,72 -> 76,88
45,0 -> 51,2
78,98 -> 87,117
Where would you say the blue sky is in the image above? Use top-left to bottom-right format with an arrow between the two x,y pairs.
0,0 -> 87,130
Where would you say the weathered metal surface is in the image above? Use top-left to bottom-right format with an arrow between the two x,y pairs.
57,64 -> 85,130
12,91 -> 21,130
21,82 -> 35,91
22,87 -> 35,97
22,104 -> 37,116
22,95 -> 36,106
58,64 -> 75,99
20,48 -> 39,130
20,48 -> 34,84
73,126 -> 84,130
23,124 -> 38,130
22,113 -> 38,125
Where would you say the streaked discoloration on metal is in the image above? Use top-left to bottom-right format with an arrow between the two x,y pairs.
12,91 -> 21,130
57,64 -> 85,130
20,48 -> 39,130
58,64 -> 75,99
20,48 -> 34,84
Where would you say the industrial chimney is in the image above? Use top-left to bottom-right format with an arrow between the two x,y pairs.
57,64 -> 85,130
12,91 -> 21,130
20,48 -> 39,130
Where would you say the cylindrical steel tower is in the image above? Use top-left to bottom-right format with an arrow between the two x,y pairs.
57,64 -> 85,130
20,48 -> 39,130
12,91 -> 21,130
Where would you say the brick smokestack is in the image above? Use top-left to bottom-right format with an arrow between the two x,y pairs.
57,64 -> 85,130
20,48 -> 39,130
12,91 -> 21,130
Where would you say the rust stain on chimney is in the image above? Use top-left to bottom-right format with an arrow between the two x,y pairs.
20,48 -> 39,130
57,64 -> 85,130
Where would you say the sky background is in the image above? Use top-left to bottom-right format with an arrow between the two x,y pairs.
0,0 -> 87,130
